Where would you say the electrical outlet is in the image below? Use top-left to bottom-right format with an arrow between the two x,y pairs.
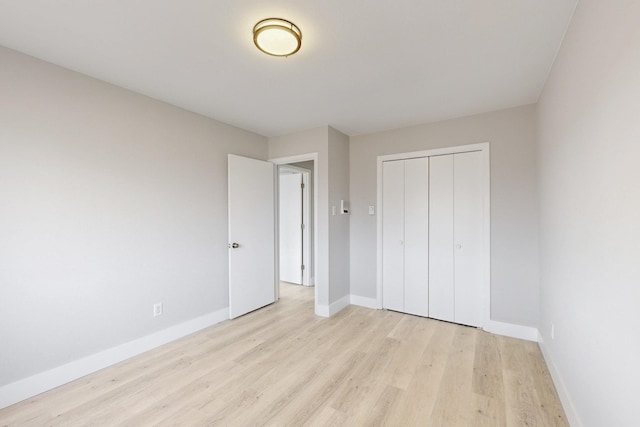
153,302 -> 163,317
551,323 -> 555,340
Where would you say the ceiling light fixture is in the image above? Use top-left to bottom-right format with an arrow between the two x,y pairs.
253,18 -> 302,57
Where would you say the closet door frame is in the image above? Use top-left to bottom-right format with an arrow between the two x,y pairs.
376,142 -> 491,329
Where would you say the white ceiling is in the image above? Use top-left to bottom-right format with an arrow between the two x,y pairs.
0,0 -> 577,137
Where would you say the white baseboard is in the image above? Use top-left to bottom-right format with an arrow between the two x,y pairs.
484,320 -> 539,342
315,294 -> 351,318
315,304 -> 330,317
346,298 -> 540,344
329,295 -> 350,316
538,337 -> 582,427
316,302 -> 540,344
350,295 -> 379,309
0,308 -> 229,410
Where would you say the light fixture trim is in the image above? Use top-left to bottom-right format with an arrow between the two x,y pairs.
253,18 -> 302,57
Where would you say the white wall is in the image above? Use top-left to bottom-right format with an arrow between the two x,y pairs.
0,46 -> 267,387
537,0 -> 640,425
350,105 -> 540,327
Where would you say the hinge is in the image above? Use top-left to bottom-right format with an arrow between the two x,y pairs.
301,182 -> 305,189
301,223 -> 305,230
301,264 -> 305,271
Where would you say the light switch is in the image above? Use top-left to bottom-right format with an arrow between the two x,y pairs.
368,205 -> 375,215
332,206 -> 337,216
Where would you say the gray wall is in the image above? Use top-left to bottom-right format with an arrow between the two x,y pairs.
0,46 -> 267,386
328,127 -> 350,302
350,105 -> 540,327
537,0 -> 640,425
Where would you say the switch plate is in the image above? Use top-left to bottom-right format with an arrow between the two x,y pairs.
332,206 -> 336,216
368,205 -> 375,215
341,200 -> 349,214
153,303 -> 163,317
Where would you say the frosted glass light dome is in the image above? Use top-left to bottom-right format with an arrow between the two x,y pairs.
253,18 -> 302,57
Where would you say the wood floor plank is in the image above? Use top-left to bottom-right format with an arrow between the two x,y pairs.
356,384 -> 403,426
525,343 -> 569,427
264,351 -> 366,425
473,330 -> 505,399
392,318 -> 457,424
470,392 -> 507,427
0,283 -> 568,426
499,335 -> 568,427
384,315 -> 434,390
428,326 -> 478,425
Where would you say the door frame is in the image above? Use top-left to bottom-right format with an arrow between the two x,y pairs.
271,153 -> 319,313
278,164 -> 312,286
376,142 -> 491,328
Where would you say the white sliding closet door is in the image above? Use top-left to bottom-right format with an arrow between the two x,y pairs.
428,155 -> 455,322
403,158 -> 429,317
382,160 -> 405,313
453,151 -> 484,327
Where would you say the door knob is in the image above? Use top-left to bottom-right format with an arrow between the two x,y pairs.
229,242 -> 240,249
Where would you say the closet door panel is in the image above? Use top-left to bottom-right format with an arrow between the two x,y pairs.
382,160 -> 405,312
428,155 -> 455,322
454,151 -> 484,327
403,157 -> 429,317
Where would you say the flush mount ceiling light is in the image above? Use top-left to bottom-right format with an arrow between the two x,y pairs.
253,18 -> 302,57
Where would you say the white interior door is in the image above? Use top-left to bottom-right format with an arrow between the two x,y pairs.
279,172 -> 303,284
228,154 -> 275,319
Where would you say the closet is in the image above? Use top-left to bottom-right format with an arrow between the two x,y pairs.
381,148 -> 485,327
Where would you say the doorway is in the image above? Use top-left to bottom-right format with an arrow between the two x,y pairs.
271,154 -> 319,311
278,164 -> 312,286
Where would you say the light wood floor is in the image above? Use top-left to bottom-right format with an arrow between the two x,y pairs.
0,283 -> 567,426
